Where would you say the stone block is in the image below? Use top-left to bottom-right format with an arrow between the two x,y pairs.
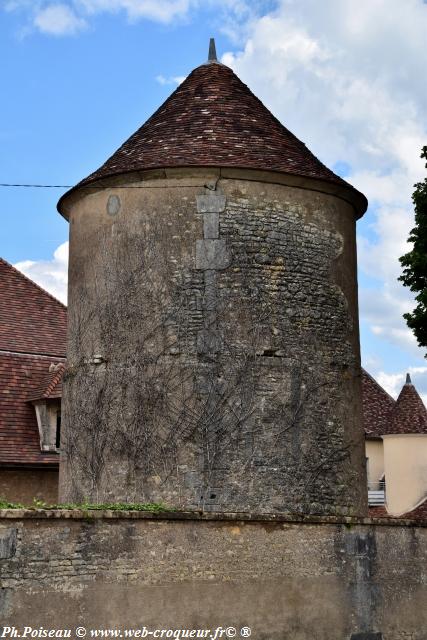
0,528 -> 17,559
203,212 -> 219,239
197,329 -> 222,354
195,239 -> 231,270
196,194 -> 226,213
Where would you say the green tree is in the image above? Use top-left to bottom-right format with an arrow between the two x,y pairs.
399,146 -> 427,354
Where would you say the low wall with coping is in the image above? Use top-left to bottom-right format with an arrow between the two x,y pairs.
1,510 -> 426,640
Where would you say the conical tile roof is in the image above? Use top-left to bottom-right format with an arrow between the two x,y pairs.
58,59 -> 367,215
389,376 -> 427,434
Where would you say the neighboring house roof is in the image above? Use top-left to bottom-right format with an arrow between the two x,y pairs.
28,362 -> 65,402
389,374 -> 427,435
0,352 -> 63,465
362,369 -> 427,437
0,258 -> 67,466
58,59 -> 367,217
369,496 -> 427,522
362,369 -> 396,437
364,371 -> 427,522
403,496 -> 427,521
0,257 -> 67,356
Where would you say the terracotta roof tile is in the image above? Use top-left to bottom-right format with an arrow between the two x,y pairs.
28,362 -> 65,401
403,497 -> 427,521
0,258 -> 67,356
0,258 -> 66,466
369,496 -> 427,522
0,352 -> 62,466
362,369 -> 396,437
59,61 -> 367,215
389,378 -> 427,434
368,506 -> 389,518
362,369 -> 427,436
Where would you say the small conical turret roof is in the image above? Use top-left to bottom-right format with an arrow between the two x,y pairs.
58,42 -> 367,216
389,375 -> 427,434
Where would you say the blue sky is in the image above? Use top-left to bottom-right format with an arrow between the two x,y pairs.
1,0 -> 427,400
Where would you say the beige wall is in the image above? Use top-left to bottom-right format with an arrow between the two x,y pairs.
383,434 -> 427,515
0,468 -> 58,505
365,438 -> 384,487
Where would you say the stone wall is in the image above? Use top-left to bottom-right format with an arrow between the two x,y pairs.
0,510 -> 426,639
60,168 -> 366,515
0,469 -> 58,505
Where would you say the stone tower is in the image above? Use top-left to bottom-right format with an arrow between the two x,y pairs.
58,41 -> 368,515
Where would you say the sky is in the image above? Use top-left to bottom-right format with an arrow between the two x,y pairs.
1,0 -> 427,402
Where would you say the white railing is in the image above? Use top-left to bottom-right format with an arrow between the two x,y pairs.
368,480 -> 385,506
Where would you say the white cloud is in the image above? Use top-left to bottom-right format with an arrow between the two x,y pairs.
222,0 -> 427,364
14,242 -> 69,304
377,367 -> 427,406
34,4 -> 87,35
156,74 -> 186,86
85,0 -> 264,29
222,1 -> 427,173
360,283 -> 420,357
6,0 -> 270,37
5,0 -> 198,34
76,0 -> 194,23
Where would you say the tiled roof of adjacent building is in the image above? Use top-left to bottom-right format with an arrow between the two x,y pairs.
58,59 -> 367,216
362,369 -> 427,437
0,352 -> 63,465
0,258 -> 67,356
28,362 -> 65,402
362,369 -> 396,437
369,496 -> 427,522
403,496 -> 427,521
389,375 -> 427,435
0,258 -> 66,466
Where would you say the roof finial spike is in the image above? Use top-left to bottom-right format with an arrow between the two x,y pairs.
208,38 -> 217,62
406,372 -> 412,384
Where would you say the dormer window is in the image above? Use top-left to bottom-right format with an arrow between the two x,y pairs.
28,362 -> 65,453
32,399 -> 61,452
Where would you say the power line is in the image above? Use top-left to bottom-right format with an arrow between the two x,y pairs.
0,181 -> 220,190
0,183 -> 72,188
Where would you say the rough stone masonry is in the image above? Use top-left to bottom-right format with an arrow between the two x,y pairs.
1,510 -> 426,639
58,169 -> 367,515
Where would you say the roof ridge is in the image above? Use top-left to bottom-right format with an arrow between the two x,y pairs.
0,256 -> 67,310
361,367 -> 396,405
362,368 -> 397,437
0,349 -> 66,359
44,362 -> 66,398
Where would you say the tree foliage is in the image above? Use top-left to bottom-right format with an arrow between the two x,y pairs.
399,146 -> 427,354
